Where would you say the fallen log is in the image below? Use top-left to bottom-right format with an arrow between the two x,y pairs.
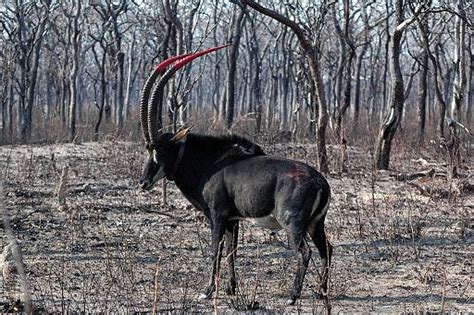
395,168 -> 435,181
408,180 -> 473,198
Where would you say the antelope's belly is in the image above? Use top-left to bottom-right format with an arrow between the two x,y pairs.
230,215 -> 282,231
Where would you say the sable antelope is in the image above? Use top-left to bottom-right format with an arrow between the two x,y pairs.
139,45 -> 332,305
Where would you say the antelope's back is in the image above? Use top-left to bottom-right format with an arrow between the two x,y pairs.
216,155 -> 330,219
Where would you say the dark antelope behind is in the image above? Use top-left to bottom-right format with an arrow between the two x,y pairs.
139,45 -> 332,305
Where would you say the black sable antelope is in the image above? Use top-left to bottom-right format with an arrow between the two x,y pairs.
139,45 -> 332,305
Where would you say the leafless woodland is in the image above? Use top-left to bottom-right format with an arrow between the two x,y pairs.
0,0 -> 472,313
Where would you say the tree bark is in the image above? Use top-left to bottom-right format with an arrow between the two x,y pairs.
416,20 -> 429,145
225,6 -> 245,129
333,0 -> 355,143
68,1 -> 82,142
164,0 -> 184,131
248,24 -> 263,132
375,1 -> 422,169
467,34 -> 473,127
353,1 -> 370,133
450,3 -> 467,122
447,1 -> 468,177
13,1 -> 48,143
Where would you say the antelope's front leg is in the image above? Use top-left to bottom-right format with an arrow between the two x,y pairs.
199,217 -> 226,300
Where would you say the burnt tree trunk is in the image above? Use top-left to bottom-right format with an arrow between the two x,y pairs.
467,34 -> 473,127
93,44 -> 107,141
13,1 -> 48,143
112,6 -> 126,131
179,1 -> 200,126
225,6 -> 246,129
450,4 -> 467,122
447,2 -> 468,177
333,0 -> 355,143
248,19 -> 263,132
0,68 -> 7,142
353,1 -> 370,133
22,22 -> 45,143
419,25 -> 448,137
68,1 -> 82,142
416,19 -> 429,145
375,25 -> 405,170
375,1 -> 422,170
417,50 -> 428,145
164,0 -> 184,131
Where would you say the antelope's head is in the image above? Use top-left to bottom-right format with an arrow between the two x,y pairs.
139,45 -> 230,190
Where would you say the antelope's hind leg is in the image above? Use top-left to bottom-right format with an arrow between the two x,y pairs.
308,220 -> 332,299
286,229 -> 312,306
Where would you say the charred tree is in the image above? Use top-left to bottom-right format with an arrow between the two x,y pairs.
415,16 -> 430,146
68,1 -> 82,142
450,2 -> 468,122
224,5 -> 246,129
332,0 -> 356,144
468,33 -> 473,127
247,16 -> 265,132
352,0 -> 371,133
447,0 -> 468,177
92,0 -> 127,131
7,1 -> 49,142
164,0 -> 184,131
375,2 -> 424,170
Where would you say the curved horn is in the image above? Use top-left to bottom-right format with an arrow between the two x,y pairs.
140,53 -> 191,143
173,44 -> 232,71
148,44 -> 231,143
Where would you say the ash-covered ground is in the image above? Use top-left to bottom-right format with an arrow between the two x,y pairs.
0,141 -> 472,312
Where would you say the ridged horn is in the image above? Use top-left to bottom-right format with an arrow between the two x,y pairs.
148,44 -> 231,144
140,53 -> 191,143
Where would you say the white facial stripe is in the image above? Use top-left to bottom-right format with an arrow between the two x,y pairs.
152,150 -> 158,163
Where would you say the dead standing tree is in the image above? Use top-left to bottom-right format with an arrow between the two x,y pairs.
352,0 -> 372,134
447,0 -> 469,177
332,0 -> 356,145
66,1 -> 82,142
416,12 -> 449,138
224,5 -> 246,129
88,29 -> 111,141
243,11 -> 267,132
163,0 -> 184,131
415,17 -> 429,145
374,1 -> 424,170
163,0 -> 202,130
91,0 -> 128,131
242,0 -> 330,173
0,44 -> 15,142
2,0 -> 50,142
177,0 -> 201,126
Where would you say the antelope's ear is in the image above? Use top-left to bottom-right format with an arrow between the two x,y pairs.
171,126 -> 193,142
